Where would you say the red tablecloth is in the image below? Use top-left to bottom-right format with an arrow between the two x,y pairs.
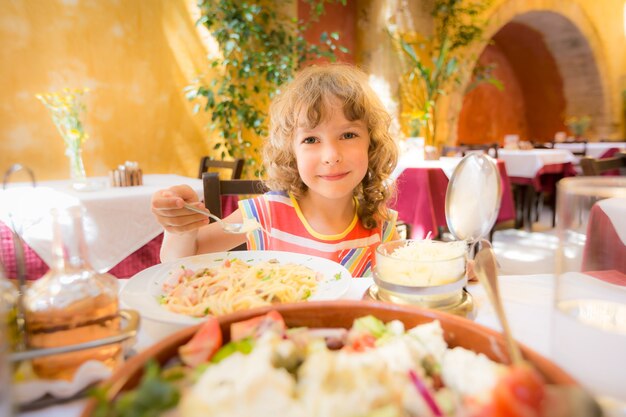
582,203 -> 626,274
508,162 -> 577,192
390,160 -> 515,239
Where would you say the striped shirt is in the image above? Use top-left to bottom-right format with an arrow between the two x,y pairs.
238,191 -> 397,277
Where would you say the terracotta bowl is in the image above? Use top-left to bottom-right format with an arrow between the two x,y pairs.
81,300 -> 576,416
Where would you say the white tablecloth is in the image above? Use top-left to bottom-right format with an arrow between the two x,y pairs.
0,174 -> 203,272
391,155 -> 463,179
498,149 -> 577,178
554,142 -> 626,159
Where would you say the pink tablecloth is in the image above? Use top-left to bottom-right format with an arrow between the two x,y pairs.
0,196 -> 240,280
0,222 -> 164,280
390,160 -> 515,239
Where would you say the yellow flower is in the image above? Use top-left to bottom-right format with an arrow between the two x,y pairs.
37,88 -> 89,148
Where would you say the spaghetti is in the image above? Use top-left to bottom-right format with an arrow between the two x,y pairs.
161,258 -> 320,316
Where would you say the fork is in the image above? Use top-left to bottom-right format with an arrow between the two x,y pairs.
182,203 -> 255,234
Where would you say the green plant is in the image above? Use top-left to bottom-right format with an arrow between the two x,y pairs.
565,115 -> 591,138
388,0 -> 501,147
186,0 -> 347,177
36,88 -> 90,180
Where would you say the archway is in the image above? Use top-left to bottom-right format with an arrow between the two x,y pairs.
454,1 -> 614,144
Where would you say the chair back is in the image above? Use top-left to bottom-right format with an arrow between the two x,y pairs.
580,152 -> 626,176
202,172 -> 268,218
441,145 -> 467,157
532,141 -> 554,149
458,143 -> 499,158
565,140 -> 587,157
197,157 -> 244,180
203,172 -> 268,251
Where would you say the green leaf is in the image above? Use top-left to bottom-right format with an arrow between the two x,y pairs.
487,78 -> 504,91
188,0 -> 349,176
92,361 -> 180,417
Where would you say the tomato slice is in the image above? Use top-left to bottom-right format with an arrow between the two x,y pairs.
491,364 -> 546,417
349,333 -> 377,352
230,310 -> 286,341
179,316 -> 223,367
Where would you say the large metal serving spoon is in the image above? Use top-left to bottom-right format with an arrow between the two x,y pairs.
445,153 -> 502,250
446,155 -> 602,416
474,239 -> 602,417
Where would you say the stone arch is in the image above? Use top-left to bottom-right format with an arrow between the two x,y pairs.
451,0 -> 616,142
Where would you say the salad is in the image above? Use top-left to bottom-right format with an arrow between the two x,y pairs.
94,312 -> 547,417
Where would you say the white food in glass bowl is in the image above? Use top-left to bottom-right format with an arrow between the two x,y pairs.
376,240 -> 467,286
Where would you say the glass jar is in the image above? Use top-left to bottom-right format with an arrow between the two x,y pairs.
22,206 -> 121,380
371,239 -> 474,318
0,269 -> 19,351
0,267 -> 15,416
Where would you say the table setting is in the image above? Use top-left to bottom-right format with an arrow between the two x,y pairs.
13,272 -> 614,417
3,156 -> 625,417
0,174 -> 204,280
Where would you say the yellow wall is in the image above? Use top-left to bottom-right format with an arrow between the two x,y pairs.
0,0 -> 214,181
2,0 -> 625,182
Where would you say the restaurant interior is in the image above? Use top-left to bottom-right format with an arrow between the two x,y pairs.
1,1 -> 625,417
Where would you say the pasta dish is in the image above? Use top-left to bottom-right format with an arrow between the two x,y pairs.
160,258 -> 320,316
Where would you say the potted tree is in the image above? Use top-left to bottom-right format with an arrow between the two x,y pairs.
185,0 -> 347,177
388,0 -> 501,156
565,115 -> 591,141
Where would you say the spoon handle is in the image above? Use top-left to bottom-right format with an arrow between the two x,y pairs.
474,241 -> 524,365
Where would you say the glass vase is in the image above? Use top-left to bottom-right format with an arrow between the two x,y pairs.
22,206 -> 122,380
66,146 -> 87,186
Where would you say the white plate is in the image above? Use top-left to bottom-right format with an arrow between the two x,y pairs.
120,251 -> 352,326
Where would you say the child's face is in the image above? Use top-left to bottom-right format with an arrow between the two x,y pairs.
293,96 -> 370,202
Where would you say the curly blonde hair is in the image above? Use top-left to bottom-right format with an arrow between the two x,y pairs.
263,64 -> 398,229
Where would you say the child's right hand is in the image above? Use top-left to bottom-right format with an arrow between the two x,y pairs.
151,185 -> 209,234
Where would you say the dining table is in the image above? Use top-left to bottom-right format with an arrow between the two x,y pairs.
497,148 -> 578,184
390,156 -> 515,239
497,149 -> 579,228
0,174 -> 204,280
16,270 -> 625,417
582,197 -> 626,274
553,141 -> 626,159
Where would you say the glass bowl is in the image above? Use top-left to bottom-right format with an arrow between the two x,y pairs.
373,239 -> 469,312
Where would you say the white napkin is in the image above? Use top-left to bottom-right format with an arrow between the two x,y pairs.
14,360 -> 112,404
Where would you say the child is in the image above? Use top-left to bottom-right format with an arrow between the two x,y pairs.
151,64 -> 399,277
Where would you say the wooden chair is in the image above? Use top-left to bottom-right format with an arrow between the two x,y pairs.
532,141 -> 553,149
580,152 -> 626,176
459,143 -> 499,158
197,157 -> 244,180
441,145 -> 468,157
202,172 -> 268,251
